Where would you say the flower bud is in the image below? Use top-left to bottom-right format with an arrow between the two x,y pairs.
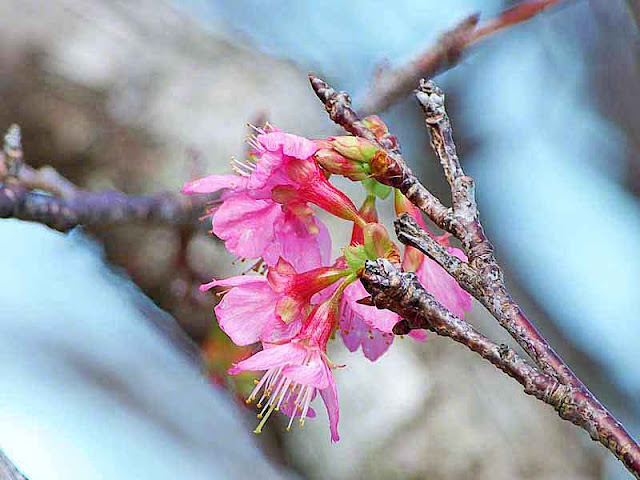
369,150 -> 394,178
362,115 -> 399,151
363,223 -> 401,265
350,195 -> 379,245
362,115 -> 389,138
314,149 -> 371,181
329,136 -> 380,163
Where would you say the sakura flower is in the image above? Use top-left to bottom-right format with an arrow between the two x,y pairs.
201,275 -> 298,346
339,280 -> 426,361
182,129 -> 366,270
202,258 -> 349,346
230,295 -> 341,442
339,281 -> 395,361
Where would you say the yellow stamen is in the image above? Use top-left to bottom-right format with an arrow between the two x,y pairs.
253,403 -> 277,434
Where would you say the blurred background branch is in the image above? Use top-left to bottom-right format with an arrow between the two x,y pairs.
626,0 -> 640,26
0,125 -> 211,232
359,0 -> 564,115
0,450 -> 27,480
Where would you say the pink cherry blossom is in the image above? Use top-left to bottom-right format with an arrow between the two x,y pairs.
339,280 -> 425,361
182,129 -> 369,270
230,299 -> 341,441
201,275 -> 300,346
415,244 -> 472,318
202,259 -> 348,346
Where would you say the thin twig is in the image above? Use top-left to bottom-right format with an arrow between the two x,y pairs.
0,125 -> 210,232
395,213 -> 480,292
359,0 -> 563,115
413,79 -> 640,477
362,259 -> 566,402
414,79 -> 576,385
0,185 -> 207,232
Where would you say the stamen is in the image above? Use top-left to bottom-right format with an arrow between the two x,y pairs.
230,156 -> 255,177
258,400 -> 271,418
254,403 -> 277,434
246,353 -> 320,434
247,123 -> 266,135
286,409 -> 296,431
299,387 -> 313,426
294,385 -> 309,415
247,369 -> 273,402
275,378 -> 292,411
242,258 -> 264,275
245,136 -> 262,152
268,376 -> 288,411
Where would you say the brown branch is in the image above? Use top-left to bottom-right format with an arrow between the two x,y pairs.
413,79 -> 576,385
412,79 -> 640,477
0,185 -> 208,232
0,125 -> 210,232
362,258 -> 640,477
395,213 -> 480,292
0,449 -> 27,480
359,0 -> 563,115
310,74 -> 640,477
362,259 -> 566,403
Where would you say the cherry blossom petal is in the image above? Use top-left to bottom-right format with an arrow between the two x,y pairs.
342,281 -> 399,333
262,315 -> 302,344
319,367 -> 340,442
214,281 -> 280,346
200,275 -> 267,292
409,330 -> 428,342
280,399 -> 317,419
264,215 -> 332,271
339,301 -> 394,361
212,194 -> 282,261
181,174 -> 247,195
282,352 -> 330,389
417,254 -> 472,319
258,131 -> 318,159
229,342 -> 307,375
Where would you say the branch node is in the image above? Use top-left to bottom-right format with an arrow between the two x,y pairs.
415,79 -> 446,125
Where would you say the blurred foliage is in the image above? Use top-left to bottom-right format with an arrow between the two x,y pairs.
202,323 -> 257,400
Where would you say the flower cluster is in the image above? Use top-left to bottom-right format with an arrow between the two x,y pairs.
182,121 -> 471,442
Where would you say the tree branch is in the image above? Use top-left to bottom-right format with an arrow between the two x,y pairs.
362,258 -> 640,476
0,185 -> 208,232
0,125 -> 210,233
310,73 -> 640,477
0,450 -> 27,480
359,0 -> 564,115
413,79 -> 579,386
